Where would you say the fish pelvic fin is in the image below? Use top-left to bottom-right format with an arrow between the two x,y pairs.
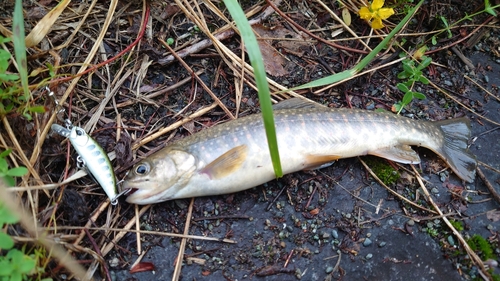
201,145 -> 248,179
304,154 -> 341,170
370,144 -> 421,164
434,118 -> 477,183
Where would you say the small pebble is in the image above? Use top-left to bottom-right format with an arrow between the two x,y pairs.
109,257 -> 119,267
487,224 -> 494,230
325,266 -> 334,273
447,235 -> 455,246
366,253 -> 373,260
363,238 -> 372,247
366,232 -> 372,238
332,230 -> 339,239
484,259 -> 498,268
431,187 -> 439,194
378,241 -> 386,247
407,219 -> 415,226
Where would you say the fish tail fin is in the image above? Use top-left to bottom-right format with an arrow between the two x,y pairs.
434,118 -> 477,182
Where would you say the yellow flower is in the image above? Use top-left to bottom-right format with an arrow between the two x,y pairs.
359,0 -> 395,29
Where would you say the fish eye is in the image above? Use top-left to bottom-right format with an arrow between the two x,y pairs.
135,163 -> 150,175
75,128 -> 85,136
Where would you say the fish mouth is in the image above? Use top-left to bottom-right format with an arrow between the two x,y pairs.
122,180 -> 166,204
126,188 -> 138,195
123,185 -> 158,204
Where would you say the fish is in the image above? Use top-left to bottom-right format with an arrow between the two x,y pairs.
123,99 -> 477,205
51,124 -> 119,204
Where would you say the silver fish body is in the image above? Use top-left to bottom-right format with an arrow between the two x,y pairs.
52,124 -> 118,203
123,104 -> 477,205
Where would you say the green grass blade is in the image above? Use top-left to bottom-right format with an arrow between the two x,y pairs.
12,0 -> 30,106
484,0 -> 498,16
287,0 -> 424,92
223,0 -> 283,177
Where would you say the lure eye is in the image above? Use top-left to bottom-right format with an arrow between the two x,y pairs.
75,128 -> 85,136
135,163 -> 150,175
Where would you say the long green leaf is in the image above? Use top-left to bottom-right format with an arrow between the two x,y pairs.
223,0 -> 283,177
287,0 -> 425,92
12,0 -> 30,105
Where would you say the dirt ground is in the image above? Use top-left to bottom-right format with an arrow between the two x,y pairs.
0,0 -> 499,280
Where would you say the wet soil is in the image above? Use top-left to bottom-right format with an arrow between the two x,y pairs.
108,52 -> 500,280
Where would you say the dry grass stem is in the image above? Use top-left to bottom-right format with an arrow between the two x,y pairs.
428,80 -> 500,126
411,166 -> 492,281
358,158 -> 438,214
0,181 -> 88,279
172,198 -> 195,281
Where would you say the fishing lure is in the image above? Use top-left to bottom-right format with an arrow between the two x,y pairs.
51,122 -> 121,205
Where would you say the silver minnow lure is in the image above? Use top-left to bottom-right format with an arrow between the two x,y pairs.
123,98 -> 477,205
52,124 -> 118,204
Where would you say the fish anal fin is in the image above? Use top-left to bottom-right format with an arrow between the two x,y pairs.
304,154 -> 341,170
201,145 -> 248,179
370,144 -> 421,164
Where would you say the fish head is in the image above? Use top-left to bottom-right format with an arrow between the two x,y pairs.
123,149 -> 197,204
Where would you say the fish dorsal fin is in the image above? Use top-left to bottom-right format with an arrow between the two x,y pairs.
201,145 -> 248,179
304,154 -> 341,170
369,144 -> 421,164
273,98 -> 326,110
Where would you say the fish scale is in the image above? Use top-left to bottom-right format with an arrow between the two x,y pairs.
123,100 -> 477,205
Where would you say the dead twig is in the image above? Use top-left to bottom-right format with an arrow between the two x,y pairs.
411,166 -> 491,281
158,0 -> 281,64
476,166 -> 500,205
172,198 -> 195,281
159,39 -> 235,120
358,158 -> 438,214
266,0 -> 369,54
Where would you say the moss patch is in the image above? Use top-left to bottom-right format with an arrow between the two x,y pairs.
467,234 -> 495,260
365,157 -> 401,185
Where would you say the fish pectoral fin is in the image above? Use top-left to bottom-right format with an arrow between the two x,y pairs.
369,145 -> 421,164
304,154 -> 341,170
201,145 -> 248,179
